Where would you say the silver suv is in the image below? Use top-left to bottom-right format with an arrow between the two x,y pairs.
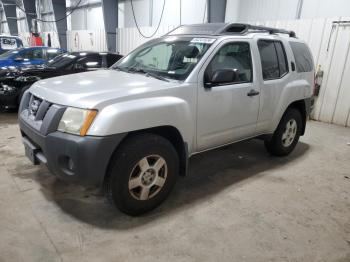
19,23 -> 314,215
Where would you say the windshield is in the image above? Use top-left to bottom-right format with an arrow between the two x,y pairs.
46,53 -> 77,68
0,49 -> 22,59
113,37 -> 215,80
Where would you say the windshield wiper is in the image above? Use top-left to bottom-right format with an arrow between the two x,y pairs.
113,66 -> 129,72
114,66 -> 169,82
128,67 -> 170,82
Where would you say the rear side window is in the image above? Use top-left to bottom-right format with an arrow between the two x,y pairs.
21,49 -> 44,59
289,42 -> 313,72
275,42 -> 288,76
258,40 -> 288,80
82,54 -> 102,68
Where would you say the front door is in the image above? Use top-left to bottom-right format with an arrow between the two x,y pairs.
196,40 -> 260,151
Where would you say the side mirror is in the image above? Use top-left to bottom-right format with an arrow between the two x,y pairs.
14,57 -> 24,62
205,69 -> 237,88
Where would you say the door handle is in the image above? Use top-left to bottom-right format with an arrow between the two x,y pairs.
247,89 -> 260,97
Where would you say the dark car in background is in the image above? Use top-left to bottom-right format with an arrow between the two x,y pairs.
0,51 -> 123,109
0,47 -> 65,69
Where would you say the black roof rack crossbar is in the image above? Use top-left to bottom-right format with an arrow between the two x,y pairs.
221,23 -> 296,38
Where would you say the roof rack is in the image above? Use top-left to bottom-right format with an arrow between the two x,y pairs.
221,23 -> 296,38
166,23 -> 296,38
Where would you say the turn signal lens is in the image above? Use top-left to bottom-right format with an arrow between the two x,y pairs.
80,110 -> 98,136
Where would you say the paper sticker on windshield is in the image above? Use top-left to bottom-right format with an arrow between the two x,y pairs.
190,38 -> 216,44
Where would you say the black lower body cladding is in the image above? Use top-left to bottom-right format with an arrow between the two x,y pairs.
20,119 -> 127,187
304,97 -> 312,115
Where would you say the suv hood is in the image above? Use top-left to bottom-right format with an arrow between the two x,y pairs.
29,70 -> 179,109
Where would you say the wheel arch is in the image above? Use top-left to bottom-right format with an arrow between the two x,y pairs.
103,125 -> 189,187
286,99 -> 308,135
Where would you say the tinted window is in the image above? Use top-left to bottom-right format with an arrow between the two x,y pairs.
290,42 -> 313,72
86,54 -> 102,68
46,49 -> 62,60
258,40 -> 279,80
21,49 -> 44,59
206,42 -> 253,84
0,49 -> 22,58
106,54 -> 122,67
258,40 -> 289,80
76,54 -> 102,68
275,42 -> 288,76
46,54 -> 77,68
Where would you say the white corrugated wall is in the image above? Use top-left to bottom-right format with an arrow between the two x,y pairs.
67,29 -> 107,51
117,25 -> 176,55
228,0 -> 350,22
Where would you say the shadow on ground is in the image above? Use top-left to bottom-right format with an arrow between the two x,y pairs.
35,140 -> 309,230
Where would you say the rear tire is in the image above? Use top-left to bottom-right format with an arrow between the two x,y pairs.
106,133 -> 179,216
264,108 -> 302,156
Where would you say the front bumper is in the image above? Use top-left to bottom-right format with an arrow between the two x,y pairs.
19,92 -> 126,187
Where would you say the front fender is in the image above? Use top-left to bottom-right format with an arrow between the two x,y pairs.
87,96 -> 194,147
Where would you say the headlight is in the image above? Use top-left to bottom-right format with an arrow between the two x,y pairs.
57,107 -> 97,136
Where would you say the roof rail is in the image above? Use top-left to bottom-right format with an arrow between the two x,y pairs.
165,23 -> 296,38
221,23 -> 296,38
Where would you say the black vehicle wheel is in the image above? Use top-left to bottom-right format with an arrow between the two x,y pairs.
264,108 -> 302,156
17,85 -> 31,106
106,133 -> 179,216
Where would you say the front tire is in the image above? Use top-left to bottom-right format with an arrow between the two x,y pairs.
106,133 -> 179,216
264,108 -> 302,156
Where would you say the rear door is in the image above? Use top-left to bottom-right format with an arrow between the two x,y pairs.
255,38 -> 291,133
196,39 -> 260,151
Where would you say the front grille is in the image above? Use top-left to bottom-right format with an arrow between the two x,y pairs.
19,92 -> 66,136
26,94 -> 51,121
